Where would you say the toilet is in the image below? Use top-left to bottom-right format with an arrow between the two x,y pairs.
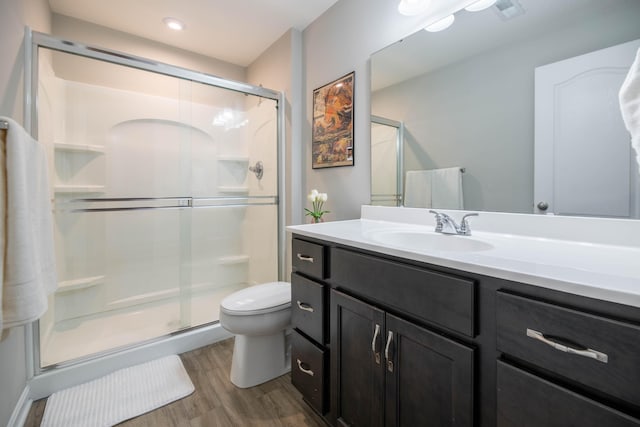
219,281 -> 292,388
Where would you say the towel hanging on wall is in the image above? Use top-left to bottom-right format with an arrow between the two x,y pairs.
431,167 -> 464,209
404,167 -> 464,209
620,47 -> 640,168
404,170 -> 433,208
1,116 -> 57,334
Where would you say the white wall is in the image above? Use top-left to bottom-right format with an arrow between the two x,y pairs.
246,29 -> 303,279
0,0 -> 51,423
302,0 -> 473,220
52,14 -> 245,83
247,29 -> 302,223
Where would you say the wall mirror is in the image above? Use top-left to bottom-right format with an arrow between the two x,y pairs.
371,0 -> 640,218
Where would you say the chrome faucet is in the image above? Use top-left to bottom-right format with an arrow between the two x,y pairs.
429,210 -> 478,236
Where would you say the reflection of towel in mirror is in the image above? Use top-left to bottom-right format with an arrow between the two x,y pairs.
432,167 -> 464,210
404,168 -> 463,209
620,47 -> 640,168
404,170 -> 432,208
1,117 -> 57,333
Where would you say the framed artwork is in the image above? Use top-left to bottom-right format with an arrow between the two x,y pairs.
312,72 -> 354,168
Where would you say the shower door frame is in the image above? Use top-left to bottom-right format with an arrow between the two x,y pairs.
370,115 -> 404,206
24,28 -> 286,377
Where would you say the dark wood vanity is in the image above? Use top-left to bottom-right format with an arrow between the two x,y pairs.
290,234 -> 640,427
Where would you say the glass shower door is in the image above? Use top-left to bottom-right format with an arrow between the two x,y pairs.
35,42 -> 280,367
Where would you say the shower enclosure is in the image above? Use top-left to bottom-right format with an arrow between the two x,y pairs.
27,31 -> 284,370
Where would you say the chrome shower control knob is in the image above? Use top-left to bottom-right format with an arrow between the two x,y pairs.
249,161 -> 264,180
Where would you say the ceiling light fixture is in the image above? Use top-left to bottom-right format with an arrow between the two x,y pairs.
464,0 -> 497,12
163,17 -> 185,31
424,14 -> 455,32
397,0 -> 432,16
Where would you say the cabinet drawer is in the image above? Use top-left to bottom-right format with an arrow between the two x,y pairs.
291,330 -> 326,414
497,291 -> 640,407
330,247 -> 475,337
292,273 -> 325,344
292,238 -> 325,280
497,361 -> 640,427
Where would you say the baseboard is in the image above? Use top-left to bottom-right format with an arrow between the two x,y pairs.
7,385 -> 32,427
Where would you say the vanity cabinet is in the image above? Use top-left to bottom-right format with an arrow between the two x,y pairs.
331,289 -> 474,427
291,238 -> 330,415
289,232 -> 640,426
329,247 -> 475,427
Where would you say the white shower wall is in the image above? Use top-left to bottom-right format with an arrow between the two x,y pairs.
39,56 -> 279,366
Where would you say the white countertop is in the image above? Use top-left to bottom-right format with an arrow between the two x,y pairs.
287,206 -> 640,309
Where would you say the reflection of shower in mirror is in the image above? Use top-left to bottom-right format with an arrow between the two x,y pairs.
370,116 -> 403,207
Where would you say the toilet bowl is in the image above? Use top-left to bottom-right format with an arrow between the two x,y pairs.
219,281 -> 291,388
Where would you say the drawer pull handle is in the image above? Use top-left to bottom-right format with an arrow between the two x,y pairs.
296,301 -> 314,313
372,324 -> 381,365
385,330 -> 394,372
296,254 -> 314,263
296,359 -> 314,376
526,328 -> 608,363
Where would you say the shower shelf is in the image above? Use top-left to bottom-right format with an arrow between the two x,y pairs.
54,142 -> 105,154
57,275 -> 105,293
217,254 -> 250,265
217,186 -> 249,194
54,184 -> 105,194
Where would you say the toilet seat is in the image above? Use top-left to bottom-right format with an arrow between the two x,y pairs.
220,281 -> 291,316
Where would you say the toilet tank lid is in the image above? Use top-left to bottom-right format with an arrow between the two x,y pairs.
221,281 -> 291,313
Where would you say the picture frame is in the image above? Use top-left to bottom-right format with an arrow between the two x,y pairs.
312,72 -> 354,168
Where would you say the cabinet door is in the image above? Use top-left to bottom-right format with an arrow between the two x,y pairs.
385,314 -> 474,427
331,290 -> 385,427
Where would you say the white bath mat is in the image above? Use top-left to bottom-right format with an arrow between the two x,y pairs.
41,355 -> 194,427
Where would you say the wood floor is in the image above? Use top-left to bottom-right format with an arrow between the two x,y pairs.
24,339 -> 327,427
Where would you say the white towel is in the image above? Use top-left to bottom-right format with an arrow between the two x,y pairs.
431,167 -> 464,209
620,47 -> 640,168
404,170 -> 432,208
1,116 -> 57,333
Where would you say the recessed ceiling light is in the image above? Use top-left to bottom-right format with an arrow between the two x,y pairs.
424,14 -> 455,32
163,17 -> 185,31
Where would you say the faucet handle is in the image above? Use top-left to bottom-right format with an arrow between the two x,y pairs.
459,213 -> 479,236
429,210 -> 444,232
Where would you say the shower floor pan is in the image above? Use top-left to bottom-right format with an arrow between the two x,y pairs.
40,283 -> 246,367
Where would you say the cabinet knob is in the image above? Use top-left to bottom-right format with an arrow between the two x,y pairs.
537,201 -> 549,211
296,253 -> 314,263
526,328 -> 608,363
371,324 -> 381,365
296,358 -> 314,376
385,331 -> 394,373
296,300 -> 314,313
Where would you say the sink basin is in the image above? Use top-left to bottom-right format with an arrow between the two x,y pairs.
368,229 -> 494,253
